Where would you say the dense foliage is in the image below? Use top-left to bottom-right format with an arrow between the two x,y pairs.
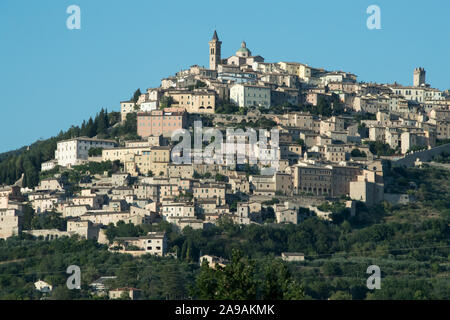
0,109 -> 137,188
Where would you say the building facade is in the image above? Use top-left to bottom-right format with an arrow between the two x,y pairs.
55,137 -> 117,167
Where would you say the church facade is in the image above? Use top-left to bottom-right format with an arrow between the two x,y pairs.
208,30 -> 264,70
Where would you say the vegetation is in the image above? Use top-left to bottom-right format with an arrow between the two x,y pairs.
131,89 -> 141,103
1,195 -> 448,300
407,145 -> 428,153
350,149 -> 367,158
0,109 -> 136,188
364,141 -> 397,156
1,163 -> 450,300
88,148 -> 103,157
236,118 -> 277,130
435,139 -> 450,147
215,103 -> 239,114
193,249 -> 306,300
214,173 -> 228,182
355,113 -> 377,122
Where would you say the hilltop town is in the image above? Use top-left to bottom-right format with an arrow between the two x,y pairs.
0,31 -> 449,299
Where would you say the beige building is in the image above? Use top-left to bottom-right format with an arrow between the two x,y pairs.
413,67 -> 426,87
80,211 -> 149,226
165,89 -> 216,114
102,146 -> 150,163
177,219 -> 204,231
193,183 -> 226,206
324,145 -> 346,163
320,117 -> 345,135
350,171 -> 384,206
389,85 -> 443,103
67,219 -> 101,240
291,162 -> 362,197
63,205 -> 89,218
281,252 -> 305,262
224,40 -> 264,67
209,30 -> 222,70
168,164 -> 194,179
276,208 -> 298,224
137,109 -> 187,138
34,280 -> 53,293
278,62 -> 313,80
250,173 -> 293,196
0,208 -> 23,239
125,146 -> 171,176
120,101 -> 136,123
55,137 -> 117,167
72,194 -> 104,210
161,202 -> 195,223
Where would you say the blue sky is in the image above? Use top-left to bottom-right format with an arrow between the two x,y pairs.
0,0 -> 449,153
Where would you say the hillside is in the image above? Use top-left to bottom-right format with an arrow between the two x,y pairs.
0,109 -> 137,188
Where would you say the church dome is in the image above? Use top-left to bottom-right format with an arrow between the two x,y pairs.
236,41 -> 251,57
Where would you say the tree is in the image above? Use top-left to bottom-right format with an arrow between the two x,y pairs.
49,286 -> 75,300
119,291 -> 131,300
296,139 -> 305,147
215,249 -> 258,300
350,149 -> 367,158
215,103 -> 239,114
162,263 -> 188,300
123,113 -> 137,137
86,117 -> 97,138
95,108 -> 109,135
131,89 -> 142,103
193,261 -> 219,299
261,260 -> 290,299
88,147 -> 103,157
159,96 -> 174,109
22,204 -> 35,230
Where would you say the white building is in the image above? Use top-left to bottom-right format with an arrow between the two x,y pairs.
34,280 -> 53,293
230,84 -> 271,108
389,85 -> 443,103
55,137 -> 117,167
281,252 -> 305,262
112,232 -> 168,257
41,160 -> 58,172
140,101 -> 158,112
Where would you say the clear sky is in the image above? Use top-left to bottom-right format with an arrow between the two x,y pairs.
0,0 -> 449,153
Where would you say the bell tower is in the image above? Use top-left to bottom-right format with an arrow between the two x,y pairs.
209,30 -> 222,70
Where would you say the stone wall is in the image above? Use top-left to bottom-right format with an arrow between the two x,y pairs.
392,143 -> 450,167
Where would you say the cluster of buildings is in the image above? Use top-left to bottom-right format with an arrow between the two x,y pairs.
2,31 -> 449,257
1,31 -> 449,299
